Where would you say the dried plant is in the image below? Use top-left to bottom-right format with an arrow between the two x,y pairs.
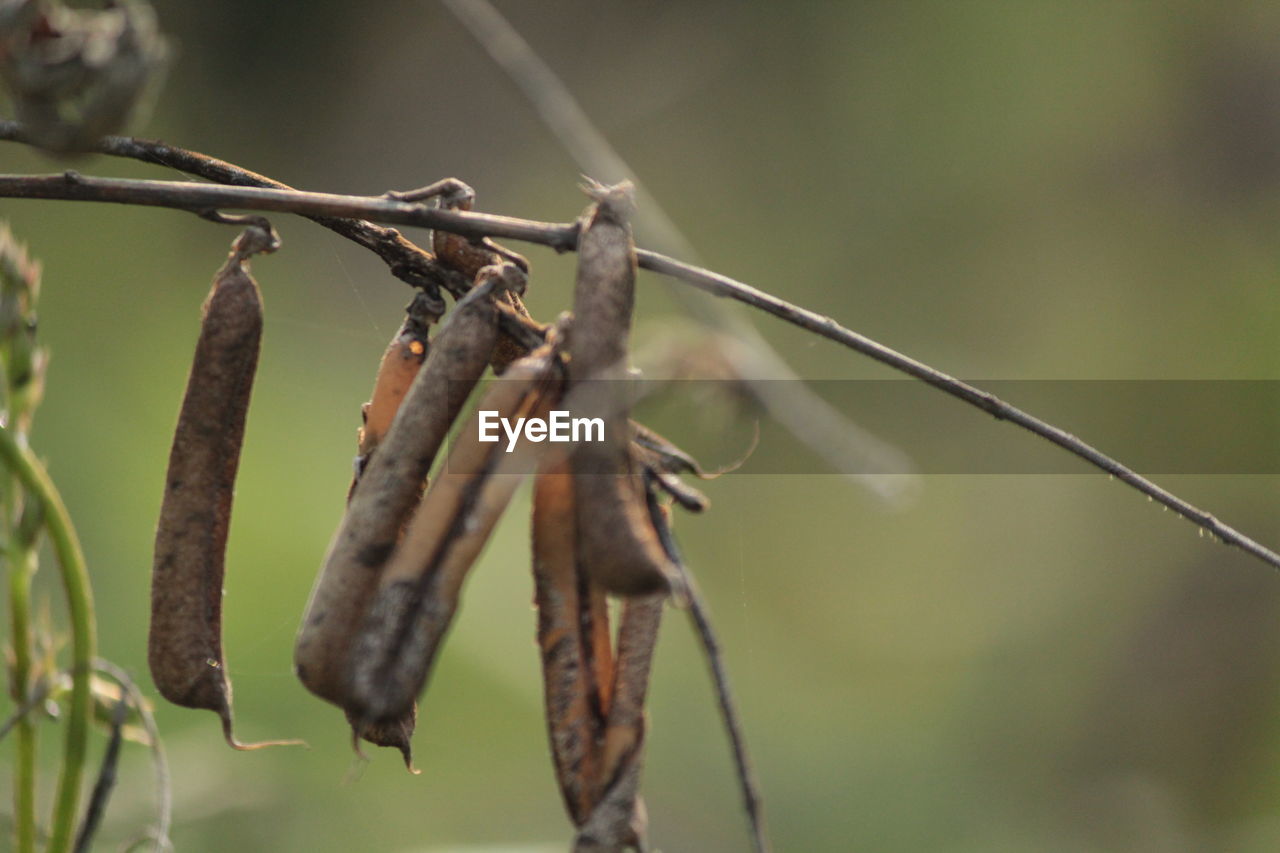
0,3 -> 1277,853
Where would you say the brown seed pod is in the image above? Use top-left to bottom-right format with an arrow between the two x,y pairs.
490,287 -> 539,374
579,590 -> 664,851
432,216 -> 499,283
532,458 -> 615,825
568,180 -> 678,595
295,268 -> 514,720
572,756 -> 648,853
599,592 -> 662,791
428,186 -> 535,374
343,706 -> 417,770
571,582 -> 663,852
347,333 -> 566,727
631,425 -> 710,513
353,300 -> 432,479
337,294 -> 435,768
149,225 -> 300,750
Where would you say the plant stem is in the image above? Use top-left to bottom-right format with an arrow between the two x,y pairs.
7,536 -> 38,853
1,167 -> 1276,573
0,426 -> 96,853
0,172 -> 580,249
0,120 -> 463,310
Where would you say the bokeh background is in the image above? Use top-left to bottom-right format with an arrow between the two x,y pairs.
5,1 -> 1280,850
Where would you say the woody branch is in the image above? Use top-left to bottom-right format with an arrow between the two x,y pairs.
0,132 -> 1277,574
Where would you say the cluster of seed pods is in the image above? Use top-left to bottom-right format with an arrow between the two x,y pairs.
148,184 -> 743,851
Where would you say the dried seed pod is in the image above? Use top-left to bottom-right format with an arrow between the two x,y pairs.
336,293 -> 435,768
532,458 -> 615,825
599,593 -> 662,789
536,450 -> 669,847
347,334 -> 566,727
149,225 -> 299,750
426,183 -> 527,281
572,753 -> 647,853
630,421 -> 708,479
295,269 -> 512,717
432,217 -> 498,283
343,706 -> 417,769
490,287 -> 538,374
632,435 -> 709,514
353,296 -> 433,481
568,180 -> 678,595
427,186 -> 534,374
572,585 -> 663,852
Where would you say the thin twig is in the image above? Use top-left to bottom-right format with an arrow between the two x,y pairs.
0,120 -> 465,312
0,426 -> 97,853
72,692 -> 127,853
0,156 -> 1276,571
0,172 -> 581,247
645,484 -> 770,853
94,659 -> 171,853
442,0 -> 916,500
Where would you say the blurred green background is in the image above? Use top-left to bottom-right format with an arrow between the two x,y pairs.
5,1 -> 1280,850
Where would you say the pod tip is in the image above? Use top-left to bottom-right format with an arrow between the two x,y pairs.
220,709 -> 307,751
579,178 -> 636,225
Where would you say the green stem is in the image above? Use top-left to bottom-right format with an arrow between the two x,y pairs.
0,426 -> 96,853
7,539 -> 37,853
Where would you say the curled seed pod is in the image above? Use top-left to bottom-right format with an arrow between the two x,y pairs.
149,225 -> 300,750
568,180 -> 678,595
295,268 -> 513,719
347,334 -> 566,727
532,458 -> 615,825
